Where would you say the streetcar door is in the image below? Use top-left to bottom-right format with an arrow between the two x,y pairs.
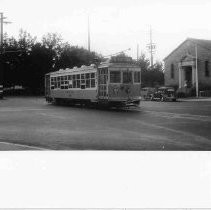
98,67 -> 108,99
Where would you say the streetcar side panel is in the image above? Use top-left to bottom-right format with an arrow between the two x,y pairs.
50,89 -> 97,101
47,69 -> 98,102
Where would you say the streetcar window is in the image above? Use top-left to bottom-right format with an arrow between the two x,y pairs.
91,79 -> 95,88
91,73 -> 95,78
81,74 -> 85,79
81,79 -> 85,84
85,73 -> 90,79
99,75 -> 106,84
73,75 -> 76,80
110,71 -> 121,83
77,74 -> 80,79
69,80 -> 73,85
64,76 -> 67,80
81,85 -> 86,89
123,71 -> 132,83
76,80 -> 80,88
86,79 -> 90,88
73,80 -> 76,88
134,71 -> 141,83
58,77 -> 61,81
68,75 -> 72,80
100,68 -> 108,74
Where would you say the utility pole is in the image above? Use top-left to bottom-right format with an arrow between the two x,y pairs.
146,26 -> 156,68
88,16 -> 90,52
195,44 -> 199,97
0,12 -> 11,99
137,43 -> 139,61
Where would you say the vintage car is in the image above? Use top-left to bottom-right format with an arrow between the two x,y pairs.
151,87 -> 177,102
140,87 -> 155,100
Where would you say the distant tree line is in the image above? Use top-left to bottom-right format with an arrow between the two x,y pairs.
1,29 -> 102,94
137,53 -> 164,88
1,29 -> 164,95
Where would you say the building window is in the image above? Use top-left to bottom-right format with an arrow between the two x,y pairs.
171,64 -> 174,79
205,61 -> 209,77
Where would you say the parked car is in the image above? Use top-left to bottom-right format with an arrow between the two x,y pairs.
141,87 -> 155,100
151,87 -> 177,102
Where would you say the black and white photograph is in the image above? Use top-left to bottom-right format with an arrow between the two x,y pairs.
1,0 -> 211,151
1,0 -> 211,208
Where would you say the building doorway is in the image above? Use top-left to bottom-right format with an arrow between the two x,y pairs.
184,66 -> 192,88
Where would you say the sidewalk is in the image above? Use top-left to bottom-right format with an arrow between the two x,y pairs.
178,97 -> 211,102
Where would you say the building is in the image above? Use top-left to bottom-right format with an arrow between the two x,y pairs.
164,38 -> 211,95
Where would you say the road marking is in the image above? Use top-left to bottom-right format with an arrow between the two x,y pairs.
0,108 -> 49,112
0,141 -> 48,150
143,110 -> 211,122
131,118 -> 211,145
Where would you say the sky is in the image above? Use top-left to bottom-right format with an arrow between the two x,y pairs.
1,0 -> 211,61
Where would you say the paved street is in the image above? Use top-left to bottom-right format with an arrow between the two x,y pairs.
0,96 -> 211,150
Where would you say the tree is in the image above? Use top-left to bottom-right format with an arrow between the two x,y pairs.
55,43 -> 101,70
137,53 -> 150,71
137,53 -> 164,87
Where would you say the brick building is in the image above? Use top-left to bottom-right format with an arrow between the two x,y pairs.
164,38 -> 211,95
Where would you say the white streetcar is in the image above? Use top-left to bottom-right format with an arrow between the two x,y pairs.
45,56 -> 141,108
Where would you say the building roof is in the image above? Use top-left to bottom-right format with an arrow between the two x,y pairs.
163,38 -> 211,61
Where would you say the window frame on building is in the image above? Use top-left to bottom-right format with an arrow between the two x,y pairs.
205,60 -> 210,77
170,63 -> 174,79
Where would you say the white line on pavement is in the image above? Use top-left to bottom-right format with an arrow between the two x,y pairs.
0,108 -> 49,112
143,110 -> 211,122
0,141 -> 48,150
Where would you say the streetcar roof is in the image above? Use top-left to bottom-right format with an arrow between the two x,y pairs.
49,64 -> 97,76
47,58 -> 140,76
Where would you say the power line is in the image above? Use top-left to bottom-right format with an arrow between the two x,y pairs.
103,48 -> 131,58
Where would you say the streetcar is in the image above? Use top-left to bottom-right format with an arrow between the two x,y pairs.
45,55 -> 141,108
